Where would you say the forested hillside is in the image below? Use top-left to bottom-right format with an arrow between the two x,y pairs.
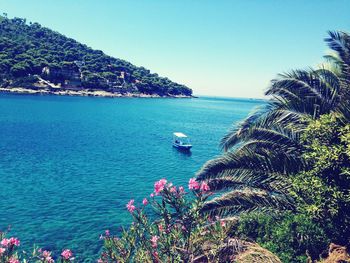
0,15 -> 192,96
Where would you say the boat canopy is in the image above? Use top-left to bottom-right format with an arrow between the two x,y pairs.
173,132 -> 188,138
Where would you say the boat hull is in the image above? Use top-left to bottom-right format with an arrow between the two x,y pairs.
173,144 -> 192,150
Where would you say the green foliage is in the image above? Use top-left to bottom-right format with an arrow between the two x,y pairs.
10,61 -> 32,77
196,30 -> 350,261
99,179 -> 230,262
291,114 -> 350,245
0,16 -> 192,96
235,212 -> 329,263
0,232 -> 74,262
99,179 -> 282,263
195,67 -> 343,217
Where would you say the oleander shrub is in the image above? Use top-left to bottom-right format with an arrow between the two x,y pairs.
0,231 -> 74,263
98,178 -> 282,263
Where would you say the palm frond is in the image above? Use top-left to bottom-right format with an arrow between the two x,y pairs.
326,31 -> 350,69
221,104 -> 307,151
197,30 -> 348,219
206,174 -> 290,194
267,69 -> 340,117
201,189 -> 294,217
197,138 -> 302,182
220,104 -> 272,151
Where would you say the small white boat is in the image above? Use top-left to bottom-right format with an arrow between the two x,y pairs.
173,132 -> 192,150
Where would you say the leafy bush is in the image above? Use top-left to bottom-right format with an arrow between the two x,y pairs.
291,114 -> 350,245
0,232 -> 74,263
235,212 -> 329,263
98,178 -> 282,263
98,178 -> 229,262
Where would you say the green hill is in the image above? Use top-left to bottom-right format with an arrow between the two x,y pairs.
0,16 -> 192,96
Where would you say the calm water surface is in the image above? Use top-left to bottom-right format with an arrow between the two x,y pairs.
0,94 -> 264,261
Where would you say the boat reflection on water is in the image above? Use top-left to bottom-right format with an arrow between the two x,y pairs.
173,146 -> 192,156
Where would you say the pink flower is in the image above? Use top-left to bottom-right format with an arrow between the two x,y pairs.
158,224 -> 163,232
8,257 -> 19,263
179,186 -> 185,194
42,250 -> 51,258
9,237 -> 20,246
188,178 -> 200,190
220,220 -> 226,227
42,251 -> 54,263
151,235 -> 159,248
200,182 -> 210,192
142,198 -> 148,205
150,193 -> 155,198
61,249 -> 73,260
0,247 -> 5,254
105,230 -> 110,236
126,199 -> 136,213
153,251 -> 159,258
1,238 -> 9,246
154,179 -> 167,194
170,186 -> 177,193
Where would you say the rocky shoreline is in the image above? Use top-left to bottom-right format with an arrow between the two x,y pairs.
0,87 -> 194,98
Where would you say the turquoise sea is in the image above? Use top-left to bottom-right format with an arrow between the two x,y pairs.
0,94 -> 264,261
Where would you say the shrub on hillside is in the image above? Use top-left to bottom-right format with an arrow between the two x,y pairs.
292,114 -> 350,246
235,212 -> 329,263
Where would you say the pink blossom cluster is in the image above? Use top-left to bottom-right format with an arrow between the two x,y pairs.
126,199 -> 136,213
188,178 -> 199,190
214,215 -> 226,227
179,186 -> 185,194
208,216 -> 226,227
8,257 -> 19,263
100,229 -> 111,240
151,235 -> 159,248
188,178 -> 210,192
125,178 -> 209,214
170,186 -> 176,193
152,251 -> 159,259
41,250 -> 54,263
142,198 -> 148,205
61,249 -> 73,260
1,237 -> 20,247
154,178 -> 167,194
0,235 -> 75,263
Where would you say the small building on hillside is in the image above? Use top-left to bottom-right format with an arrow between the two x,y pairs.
42,62 -> 82,89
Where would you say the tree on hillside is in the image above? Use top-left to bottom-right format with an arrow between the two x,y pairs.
0,16 -> 192,96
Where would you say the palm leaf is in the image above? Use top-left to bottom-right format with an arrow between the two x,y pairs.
201,189 -> 294,217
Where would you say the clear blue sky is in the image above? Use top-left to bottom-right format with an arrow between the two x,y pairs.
1,0 -> 349,98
